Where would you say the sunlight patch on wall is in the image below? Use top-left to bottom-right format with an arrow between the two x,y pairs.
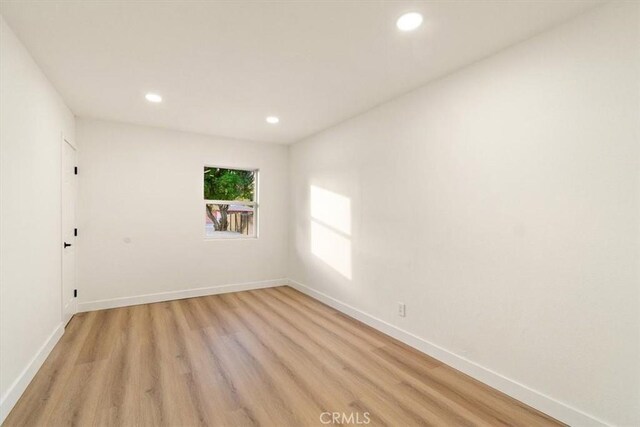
311,221 -> 352,280
310,185 -> 351,235
310,185 -> 352,280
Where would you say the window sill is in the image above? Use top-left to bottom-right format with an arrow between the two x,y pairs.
204,236 -> 258,241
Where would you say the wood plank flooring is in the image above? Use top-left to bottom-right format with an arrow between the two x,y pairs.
4,286 -> 563,426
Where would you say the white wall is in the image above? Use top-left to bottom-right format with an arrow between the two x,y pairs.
289,3 -> 639,426
0,15 -> 75,421
77,119 -> 288,308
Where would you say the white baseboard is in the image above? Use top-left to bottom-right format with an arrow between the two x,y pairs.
287,279 -> 607,427
78,279 -> 286,312
0,322 -> 65,424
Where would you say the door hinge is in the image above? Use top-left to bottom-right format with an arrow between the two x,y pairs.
74,228 -> 78,236
74,289 -> 77,298
74,166 -> 78,175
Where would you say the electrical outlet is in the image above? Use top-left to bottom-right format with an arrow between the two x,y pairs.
398,302 -> 406,317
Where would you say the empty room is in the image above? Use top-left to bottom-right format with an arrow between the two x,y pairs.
0,1 -> 638,426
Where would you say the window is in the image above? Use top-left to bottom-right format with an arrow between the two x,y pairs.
204,166 -> 258,239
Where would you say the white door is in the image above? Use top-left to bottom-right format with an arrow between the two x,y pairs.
62,138 -> 77,324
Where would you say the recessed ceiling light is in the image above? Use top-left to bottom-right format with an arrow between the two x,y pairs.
396,12 -> 423,32
145,93 -> 162,103
266,116 -> 280,124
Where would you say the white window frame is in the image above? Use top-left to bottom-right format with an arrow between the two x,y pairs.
203,166 -> 259,240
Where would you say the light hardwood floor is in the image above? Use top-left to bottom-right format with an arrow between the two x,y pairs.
4,286 -> 563,426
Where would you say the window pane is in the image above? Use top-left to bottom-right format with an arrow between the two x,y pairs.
205,203 -> 256,238
204,167 -> 255,202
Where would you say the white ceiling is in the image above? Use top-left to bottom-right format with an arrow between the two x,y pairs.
1,1 -> 601,144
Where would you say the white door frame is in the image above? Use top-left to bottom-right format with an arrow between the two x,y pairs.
61,133 -> 78,325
